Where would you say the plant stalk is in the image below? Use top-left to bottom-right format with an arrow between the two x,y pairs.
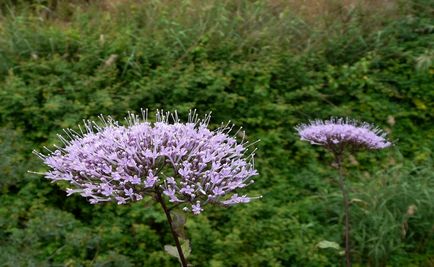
335,154 -> 352,267
156,192 -> 188,267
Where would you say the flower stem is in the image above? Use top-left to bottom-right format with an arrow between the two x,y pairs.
156,191 -> 188,267
335,154 -> 352,267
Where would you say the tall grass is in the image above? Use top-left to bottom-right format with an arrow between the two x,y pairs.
354,157 -> 434,266
314,153 -> 434,266
0,0 -> 414,63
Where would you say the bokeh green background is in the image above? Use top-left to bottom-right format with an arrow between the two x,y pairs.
0,0 -> 433,266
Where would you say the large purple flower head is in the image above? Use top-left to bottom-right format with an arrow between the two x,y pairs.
34,110 -> 259,214
295,117 -> 391,152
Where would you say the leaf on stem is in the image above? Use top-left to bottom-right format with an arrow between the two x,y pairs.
171,210 -> 187,238
164,239 -> 191,262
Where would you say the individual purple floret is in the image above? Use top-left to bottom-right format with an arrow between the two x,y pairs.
33,110 -> 259,214
295,117 -> 391,151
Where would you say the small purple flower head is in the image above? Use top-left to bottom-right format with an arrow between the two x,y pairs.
34,110 -> 259,214
295,117 -> 391,152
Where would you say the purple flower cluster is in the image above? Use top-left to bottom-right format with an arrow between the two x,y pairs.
295,118 -> 391,151
34,110 -> 259,214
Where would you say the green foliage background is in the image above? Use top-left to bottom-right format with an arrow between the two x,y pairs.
0,0 -> 433,266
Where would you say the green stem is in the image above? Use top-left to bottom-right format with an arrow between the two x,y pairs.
335,154 -> 352,267
156,191 -> 188,267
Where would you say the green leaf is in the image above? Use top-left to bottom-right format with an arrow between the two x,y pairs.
164,245 -> 180,259
171,210 -> 187,239
317,240 -> 341,250
413,98 -> 427,110
164,239 -> 191,262
180,239 -> 191,259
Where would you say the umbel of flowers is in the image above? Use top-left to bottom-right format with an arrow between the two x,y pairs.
34,110 -> 259,267
296,118 -> 391,151
296,117 -> 391,267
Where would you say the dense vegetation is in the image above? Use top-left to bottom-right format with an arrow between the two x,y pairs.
0,0 -> 433,266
